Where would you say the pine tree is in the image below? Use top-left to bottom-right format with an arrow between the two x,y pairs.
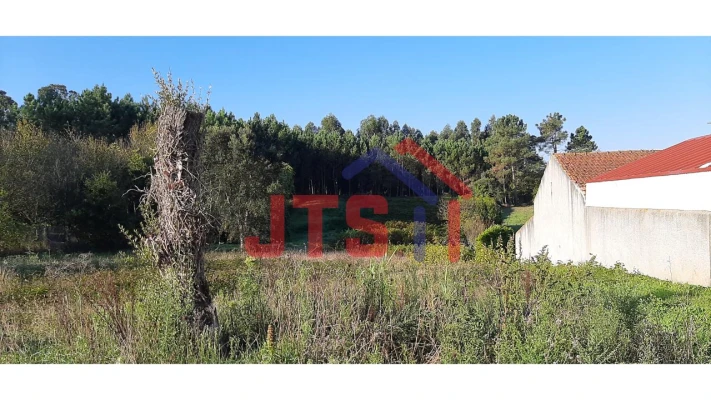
536,112 -> 568,154
566,125 -> 598,153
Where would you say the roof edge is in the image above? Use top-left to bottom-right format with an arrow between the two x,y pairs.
587,134 -> 711,184
588,166 -> 711,184
550,154 -> 587,197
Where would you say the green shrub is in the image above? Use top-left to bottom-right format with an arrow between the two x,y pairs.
385,221 -> 414,245
460,245 -> 476,262
461,195 -> 502,226
383,220 -> 448,246
337,229 -> 375,247
442,194 -> 502,246
461,216 -> 488,246
388,228 -> 412,245
338,221 -> 450,247
403,244 -> 464,264
476,224 -> 514,249
0,121 -> 148,253
0,190 -> 33,254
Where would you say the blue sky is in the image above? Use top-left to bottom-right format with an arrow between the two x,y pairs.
1,37 -> 709,151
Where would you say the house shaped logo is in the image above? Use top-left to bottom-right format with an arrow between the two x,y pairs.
244,138 -> 472,262
342,138 -> 473,262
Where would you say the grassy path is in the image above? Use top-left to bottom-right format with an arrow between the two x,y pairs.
502,205 -> 533,232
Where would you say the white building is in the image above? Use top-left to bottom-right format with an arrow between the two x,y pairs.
516,134 -> 711,286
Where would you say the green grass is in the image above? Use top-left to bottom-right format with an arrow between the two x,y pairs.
502,205 -> 533,231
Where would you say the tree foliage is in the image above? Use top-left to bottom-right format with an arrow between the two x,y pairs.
203,124 -> 294,246
482,115 -> 543,205
566,125 -> 599,153
0,81 -> 599,253
0,120 -> 152,252
321,113 -> 345,135
536,112 -> 568,154
0,90 -> 18,131
7,84 -> 152,139
453,120 -> 469,140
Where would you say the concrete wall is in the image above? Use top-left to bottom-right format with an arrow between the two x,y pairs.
516,157 -> 588,263
516,159 -> 711,287
586,207 -> 711,286
587,171 -> 711,212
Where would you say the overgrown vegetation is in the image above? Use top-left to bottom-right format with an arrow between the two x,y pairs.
138,70 -> 218,332
476,225 -> 514,250
0,120 -> 153,254
2,249 -> 711,364
1,82 -> 599,254
1,78 -> 626,365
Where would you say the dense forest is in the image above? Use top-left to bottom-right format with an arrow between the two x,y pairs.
0,84 -> 599,253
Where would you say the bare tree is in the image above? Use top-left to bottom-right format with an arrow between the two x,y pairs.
143,70 -> 218,332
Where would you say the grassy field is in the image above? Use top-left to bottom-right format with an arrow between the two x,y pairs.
502,206 -> 534,232
1,196 -> 705,364
2,247 -> 711,364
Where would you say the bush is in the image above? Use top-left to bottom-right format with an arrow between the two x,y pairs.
442,194 -> 502,246
461,216 -> 488,246
0,121 -> 149,253
337,229 -> 375,248
385,221 -> 413,245
388,228 -> 412,245
419,244 -> 450,264
0,190 -> 33,253
461,195 -> 502,226
384,221 -> 448,245
476,224 -> 514,250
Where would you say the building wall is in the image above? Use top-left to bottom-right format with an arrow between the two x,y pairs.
516,160 -> 711,287
586,207 -> 711,286
586,171 -> 711,212
515,157 -> 588,263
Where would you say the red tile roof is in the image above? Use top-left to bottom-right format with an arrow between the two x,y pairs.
588,134 -> 711,184
554,150 -> 658,194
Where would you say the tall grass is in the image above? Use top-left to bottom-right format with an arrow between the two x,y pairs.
2,248 -> 711,363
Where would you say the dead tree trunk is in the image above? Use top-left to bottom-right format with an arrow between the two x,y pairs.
149,101 -> 218,332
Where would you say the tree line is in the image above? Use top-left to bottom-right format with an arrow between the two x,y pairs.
0,83 -> 599,253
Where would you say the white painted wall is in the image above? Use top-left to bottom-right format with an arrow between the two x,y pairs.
586,171 -> 711,212
515,157 -> 588,264
586,207 -> 711,287
516,160 -> 711,287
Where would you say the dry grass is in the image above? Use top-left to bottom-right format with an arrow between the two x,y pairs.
3,249 -> 711,364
